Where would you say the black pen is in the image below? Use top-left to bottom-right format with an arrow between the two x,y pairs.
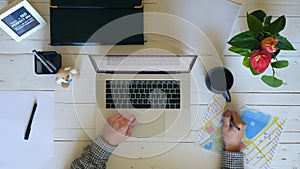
24,100 -> 37,140
230,119 -> 240,131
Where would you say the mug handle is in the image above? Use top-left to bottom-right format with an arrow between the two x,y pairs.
222,90 -> 231,102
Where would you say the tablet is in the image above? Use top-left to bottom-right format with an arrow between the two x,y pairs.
0,0 -> 46,42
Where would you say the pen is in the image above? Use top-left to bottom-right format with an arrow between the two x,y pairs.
230,119 -> 240,131
46,60 -> 57,71
24,100 -> 37,140
33,50 -> 54,73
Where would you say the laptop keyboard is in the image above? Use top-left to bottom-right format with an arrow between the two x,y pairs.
105,55 -> 180,66
106,80 -> 181,109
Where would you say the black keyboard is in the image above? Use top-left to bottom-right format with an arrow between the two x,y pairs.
105,80 -> 180,109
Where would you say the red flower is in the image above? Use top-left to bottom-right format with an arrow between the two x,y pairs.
260,37 -> 279,53
250,50 -> 272,74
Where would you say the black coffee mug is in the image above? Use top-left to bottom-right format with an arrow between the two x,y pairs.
205,67 -> 234,102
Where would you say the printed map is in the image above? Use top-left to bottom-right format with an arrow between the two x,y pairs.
196,95 -> 286,169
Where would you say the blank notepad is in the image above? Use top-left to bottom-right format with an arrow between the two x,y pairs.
0,91 -> 54,169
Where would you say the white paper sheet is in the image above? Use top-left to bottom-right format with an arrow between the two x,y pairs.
0,91 -> 54,169
155,0 -> 241,56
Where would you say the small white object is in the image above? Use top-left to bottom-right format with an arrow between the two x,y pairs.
55,78 -> 68,85
0,0 -> 46,42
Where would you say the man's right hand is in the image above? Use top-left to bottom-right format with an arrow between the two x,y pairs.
222,110 -> 246,152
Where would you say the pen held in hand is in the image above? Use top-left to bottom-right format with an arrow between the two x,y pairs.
230,119 -> 240,131
24,100 -> 37,140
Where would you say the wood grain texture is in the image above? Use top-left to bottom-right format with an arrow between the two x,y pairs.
0,0 -> 299,168
54,142 -> 300,169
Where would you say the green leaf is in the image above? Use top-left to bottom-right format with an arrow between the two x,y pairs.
247,14 -> 264,33
274,35 -> 296,50
229,46 -> 251,57
264,16 -> 272,27
261,75 -> 283,87
264,15 -> 286,35
227,31 -> 260,49
243,57 -> 250,68
272,49 -> 280,58
250,10 -> 266,23
263,32 -> 272,37
271,60 -> 289,68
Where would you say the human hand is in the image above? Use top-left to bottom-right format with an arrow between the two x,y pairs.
101,114 -> 138,146
222,110 -> 246,152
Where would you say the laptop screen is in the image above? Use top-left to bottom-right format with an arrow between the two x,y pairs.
89,55 -> 197,73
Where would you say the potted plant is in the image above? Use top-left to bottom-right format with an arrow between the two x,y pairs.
228,10 -> 295,87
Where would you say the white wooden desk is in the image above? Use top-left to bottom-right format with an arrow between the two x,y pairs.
0,0 -> 299,168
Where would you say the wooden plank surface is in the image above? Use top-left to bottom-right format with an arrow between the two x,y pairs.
0,0 -> 299,168
54,103 -> 300,140
54,142 -> 300,169
1,54 -> 299,92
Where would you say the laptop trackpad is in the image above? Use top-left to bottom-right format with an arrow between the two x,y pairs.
132,113 -> 165,138
118,109 -> 165,138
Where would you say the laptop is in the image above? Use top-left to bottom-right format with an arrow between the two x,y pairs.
89,54 -> 197,138
50,0 -> 144,46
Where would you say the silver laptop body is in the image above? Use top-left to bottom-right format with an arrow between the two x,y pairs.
89,55 -> 196,138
